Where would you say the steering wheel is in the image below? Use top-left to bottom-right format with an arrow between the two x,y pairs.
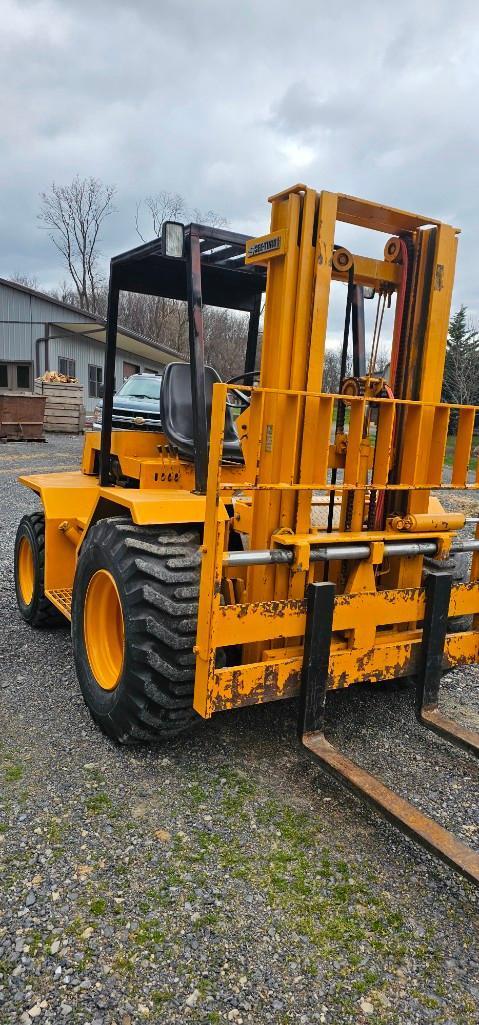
225,370 -> 259,410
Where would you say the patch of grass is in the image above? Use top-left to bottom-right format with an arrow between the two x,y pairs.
217,767 -> 256,817
350,970 -> 380,994
28,930 -> 43,956
114,862 -> 129,877
89,897 -> 107,916
131,919 -> 166,949
45,817 -> 65,845
76,951 -> 94,971
411,990 -> 440,1009
113,951 -> 136,975
85,792 -> 113,815
444,432 -> 479,469
188,781 -> 207,806
67,915 -> 87,939
3,762 -> 23,782
151,989 -> 173,1007
245,798 -> 443,1002
83,766 -> 105,784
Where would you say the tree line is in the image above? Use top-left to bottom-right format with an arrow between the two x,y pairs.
11,175 -> 479,394
34,176 -> 248,380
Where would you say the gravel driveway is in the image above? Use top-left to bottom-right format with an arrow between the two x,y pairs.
0,434 -> 478,1025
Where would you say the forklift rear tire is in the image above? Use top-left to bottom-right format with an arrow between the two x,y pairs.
14,512 -> 64,628
71,517 -> 201,743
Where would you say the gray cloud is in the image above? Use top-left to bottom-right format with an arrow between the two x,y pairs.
1,0 -> 479,343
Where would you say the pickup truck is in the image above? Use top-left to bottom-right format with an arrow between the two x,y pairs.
92,372 -> 162,432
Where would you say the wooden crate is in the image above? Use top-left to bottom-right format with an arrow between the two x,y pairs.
34,381 -> 85,434
0,394 -> 46,441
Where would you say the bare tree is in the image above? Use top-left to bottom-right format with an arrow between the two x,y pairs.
130,190 -> 239,373
135,191 -> 186,242
9,272 -> 39,290
322,348 -> 343,392
202,307 -> 249,379
135,189 -> 228,242
47,279 -> 79,306
191,207 -> 228,231
39,176 -> 116,312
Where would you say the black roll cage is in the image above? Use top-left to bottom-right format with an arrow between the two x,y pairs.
100,224 -> 265,493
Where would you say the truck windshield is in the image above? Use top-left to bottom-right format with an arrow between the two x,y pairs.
118,375 -> 162,399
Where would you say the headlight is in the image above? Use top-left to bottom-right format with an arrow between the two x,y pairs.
93,405 -> 102,423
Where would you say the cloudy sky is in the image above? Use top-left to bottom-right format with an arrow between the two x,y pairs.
2,0 -> 479,340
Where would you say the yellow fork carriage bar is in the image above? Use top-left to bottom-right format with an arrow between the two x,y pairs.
195,383 -> 479,719
194,383 -> 479,884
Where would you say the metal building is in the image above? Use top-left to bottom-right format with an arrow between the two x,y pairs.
0,278 -> 182,412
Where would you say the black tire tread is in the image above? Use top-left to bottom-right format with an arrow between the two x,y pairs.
14,512 -> 64,628
72,517 -> 202,743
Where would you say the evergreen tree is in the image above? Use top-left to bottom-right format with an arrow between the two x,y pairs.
443,306 -> 479,406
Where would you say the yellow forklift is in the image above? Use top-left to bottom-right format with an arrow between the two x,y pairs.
14,184 -> 479,883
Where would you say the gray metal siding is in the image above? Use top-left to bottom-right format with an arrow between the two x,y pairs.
0,285 -> 38,361
115,349 -> 165,387
1,281 -> 167,412
49,335 -> 165,411
0,281 -> 96,367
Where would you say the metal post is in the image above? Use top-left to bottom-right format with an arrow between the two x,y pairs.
244,292 -> 262,379
327,267 -> 355,536
186,229 -> 208,494
352,285 -> 366,377
297,582 -> 335,737
100,269 -> 119,487
416,571 -> 452,714
417,570 -> 479,756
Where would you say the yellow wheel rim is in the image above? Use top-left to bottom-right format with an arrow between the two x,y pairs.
18,536 -> 34,605
84,569 -> 125,691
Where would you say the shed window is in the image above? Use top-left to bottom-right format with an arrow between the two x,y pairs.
88,364 -> 103,398
59,356 -> 76,378
16,365 -> 31,389
0,362 -> 33,391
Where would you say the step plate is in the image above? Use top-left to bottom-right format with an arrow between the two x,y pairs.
47,588 -> 72,621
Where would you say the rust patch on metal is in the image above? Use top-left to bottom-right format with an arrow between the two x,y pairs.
234,598 -> 303,620
211,665 -> 300,712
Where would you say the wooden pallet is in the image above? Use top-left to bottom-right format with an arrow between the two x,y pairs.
34,381 -> 85,434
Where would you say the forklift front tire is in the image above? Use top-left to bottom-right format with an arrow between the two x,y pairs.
71,517 -> 201,743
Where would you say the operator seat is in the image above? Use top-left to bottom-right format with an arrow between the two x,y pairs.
160,361 -> 243,463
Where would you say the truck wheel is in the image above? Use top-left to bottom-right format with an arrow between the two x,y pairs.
14,512 -> 64,627
71,517 -> 202,742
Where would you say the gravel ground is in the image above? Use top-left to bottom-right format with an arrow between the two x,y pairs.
0,434 -> 478,1025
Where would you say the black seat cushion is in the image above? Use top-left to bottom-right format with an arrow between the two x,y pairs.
160,362 -> 243,463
